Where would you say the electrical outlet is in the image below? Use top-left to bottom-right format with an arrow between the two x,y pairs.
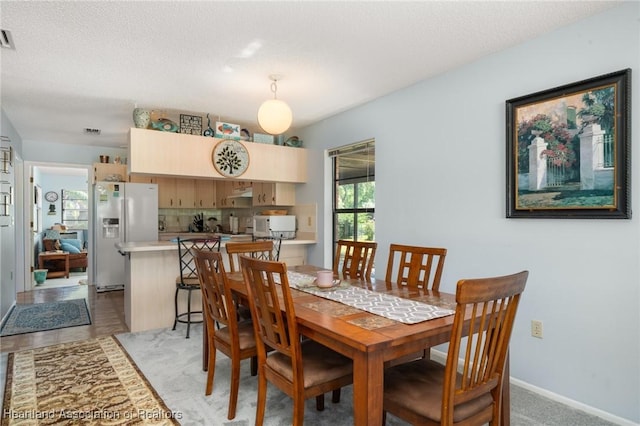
531,320 -> 543,338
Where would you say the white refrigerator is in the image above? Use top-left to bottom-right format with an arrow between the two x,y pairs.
92,181 -> 158,292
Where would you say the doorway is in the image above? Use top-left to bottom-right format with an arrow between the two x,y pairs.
25,162 -> 91,292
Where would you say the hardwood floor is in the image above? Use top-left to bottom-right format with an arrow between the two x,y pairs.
0,285 -> 128,353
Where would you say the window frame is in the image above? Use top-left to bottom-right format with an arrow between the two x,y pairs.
61,189 -> 89,229
330,139 -> 375,255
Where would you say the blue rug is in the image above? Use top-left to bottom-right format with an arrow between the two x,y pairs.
0,299 -> 91,336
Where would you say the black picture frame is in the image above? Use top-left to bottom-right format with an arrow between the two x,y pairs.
506,69 -> 631,219
179,114 -> 203,136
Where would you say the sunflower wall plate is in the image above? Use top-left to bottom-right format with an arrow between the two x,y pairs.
212,139 -> 250,177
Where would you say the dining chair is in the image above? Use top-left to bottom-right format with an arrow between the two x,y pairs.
173,237 -> 221,338
193,249 -> 258,420
382,270 -> 529,426
333,240 -> 377,280
252,235 -> 283,261
240,256 -> 354,426
384,243 -> 448,363
225,240 -> 276,273
385,243 -> 448,290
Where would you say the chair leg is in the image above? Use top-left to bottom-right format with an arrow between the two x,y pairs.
205,345 -> 216,395
315,394 -> 325,411
294,395 -> 306,425
331,388 -> 341,403
172,287 -> 179,330
255,367 -> 267,426
228,355 -> 241,419
186,287 -> 192,339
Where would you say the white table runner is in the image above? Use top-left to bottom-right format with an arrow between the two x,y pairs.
279,271 -> 455,324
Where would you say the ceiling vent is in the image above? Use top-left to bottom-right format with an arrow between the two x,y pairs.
0,29 -> 15,49
83,128 -> 101,135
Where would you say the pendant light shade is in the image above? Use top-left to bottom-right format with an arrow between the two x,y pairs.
257,76 -> 292,135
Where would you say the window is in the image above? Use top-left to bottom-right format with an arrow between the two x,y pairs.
61,189 -> 88,229
330,139 -> 375,250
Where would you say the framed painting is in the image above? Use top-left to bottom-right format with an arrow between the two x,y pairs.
506,69 -> 631,219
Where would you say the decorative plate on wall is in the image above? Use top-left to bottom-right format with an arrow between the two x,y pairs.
212,139 -> 250,177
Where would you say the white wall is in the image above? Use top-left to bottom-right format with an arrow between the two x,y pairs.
0,109 -> 23,320
298,3 -> 639,423
23,140 -> 126,166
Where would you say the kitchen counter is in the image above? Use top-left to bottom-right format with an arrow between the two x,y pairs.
116,237 -> 316,333
117,237 -> 315,253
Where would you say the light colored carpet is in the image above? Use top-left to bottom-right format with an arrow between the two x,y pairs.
115,324 -> 619,426
0,324 -> 620,425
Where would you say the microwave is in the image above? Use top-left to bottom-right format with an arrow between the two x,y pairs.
253,215 -> 296,239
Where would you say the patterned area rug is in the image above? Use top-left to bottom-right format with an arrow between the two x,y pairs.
1,336 -> 179,425
0,299 -> 91,337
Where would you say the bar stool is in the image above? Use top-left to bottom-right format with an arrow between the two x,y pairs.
173,237 -> 221,338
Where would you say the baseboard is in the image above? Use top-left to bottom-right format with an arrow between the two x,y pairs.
430,349 -> 638,426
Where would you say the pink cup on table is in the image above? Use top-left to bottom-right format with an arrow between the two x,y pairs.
316,271 -> 334,288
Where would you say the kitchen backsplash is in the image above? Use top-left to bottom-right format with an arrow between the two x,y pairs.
158,203 -> 317,238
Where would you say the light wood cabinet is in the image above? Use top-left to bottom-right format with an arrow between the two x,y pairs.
253,182 -> 296,206
129,128 -> 307,183
216,181 -> 231,208
128,174 -> 156,183
216,181 -> 251,209
93,163 -> 127,183
155,177 -> 176,208
175,178 -> 196,208
195,179 -> 216,209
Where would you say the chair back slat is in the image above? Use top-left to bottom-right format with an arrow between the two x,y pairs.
177,237 -> 221,284
226,241 -> 275,273
240,256 -> 297,360
443,271 -> 528,422
385,243 -> 447,290
252,236 -> 283,261
333,240 -> 377,280
193,250 -> 236,330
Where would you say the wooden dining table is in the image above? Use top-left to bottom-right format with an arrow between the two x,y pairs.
212,264 -> 511,426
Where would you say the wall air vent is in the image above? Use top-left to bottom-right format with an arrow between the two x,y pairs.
0,29 -> 15,49
83,128 -> 101,135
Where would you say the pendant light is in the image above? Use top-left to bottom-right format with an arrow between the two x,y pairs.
257,75 -> 292,135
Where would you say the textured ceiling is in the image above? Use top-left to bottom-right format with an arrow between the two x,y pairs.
1,1 -> 619,149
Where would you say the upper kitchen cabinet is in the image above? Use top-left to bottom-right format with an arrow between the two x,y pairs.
175,178 -> 196,208
94,163 -> 127,183
216,181 -> 250,209
156,177 -> 195,208
253,182 -> 295,206
129,175 -> 155,184
128,128 -> 307,183
195,179 -> 216,209
155,176 -> 176,208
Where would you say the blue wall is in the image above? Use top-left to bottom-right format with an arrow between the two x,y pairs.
39,172 -> 89,230
299,3 -> 639,423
